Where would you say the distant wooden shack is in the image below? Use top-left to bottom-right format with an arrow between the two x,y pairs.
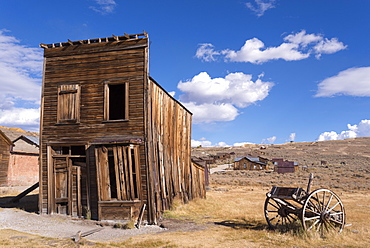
0,127 -> 39,186
39,33 -> 205,224
234,156 -> 268,170
272,159 -> 298,174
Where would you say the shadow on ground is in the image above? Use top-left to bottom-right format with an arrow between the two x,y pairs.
214,219 -> 266,230
0,194 -> 39,213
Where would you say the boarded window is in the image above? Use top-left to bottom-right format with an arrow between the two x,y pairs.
57,84 -> 80,123
95,144 -> 140,201
104,82 -> 128,121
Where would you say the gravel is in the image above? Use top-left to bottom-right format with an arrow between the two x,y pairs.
0,208 -> 166,243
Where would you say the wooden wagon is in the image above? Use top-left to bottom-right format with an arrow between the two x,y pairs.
264,173 -> 346,235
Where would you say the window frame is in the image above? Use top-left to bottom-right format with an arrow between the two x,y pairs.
57,83 -> 81,124
103,81 -> 129,122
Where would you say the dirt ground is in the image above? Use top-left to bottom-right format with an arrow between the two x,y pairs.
0,191 -> 208,245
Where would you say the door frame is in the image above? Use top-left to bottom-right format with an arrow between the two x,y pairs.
47,144 -> 87,217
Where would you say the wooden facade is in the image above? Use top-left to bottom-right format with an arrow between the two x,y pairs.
0,130 -> 13,186
39,33 -> 205,224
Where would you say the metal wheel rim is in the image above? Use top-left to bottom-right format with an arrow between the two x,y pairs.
264,197 -> 299,230
302,189 -> 345,234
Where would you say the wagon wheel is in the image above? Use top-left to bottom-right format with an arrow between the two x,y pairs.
302,189 -> 345,235
264,197 -> 299,231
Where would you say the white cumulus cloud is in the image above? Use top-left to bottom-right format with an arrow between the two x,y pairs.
196,30 -> 346,64
191,139 -> 213,147
183,102 -> 239,123
195,43 -> 220,62
317,120 -> 370,141
0,30 -> 42,131
262,136 -> 276,144
222,38 -> 309,64
246,0 -> 276,17
233,142 -> 254,146
191,139 -> 230,147
0,108 -> 40,131
90,0 -> 117,14
0,29 -> 42,103
316,67 -> 370,97
289,133 -> 296,142
178,72 -> 273,123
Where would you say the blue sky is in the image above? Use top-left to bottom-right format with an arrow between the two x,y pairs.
1,0 -> 370,146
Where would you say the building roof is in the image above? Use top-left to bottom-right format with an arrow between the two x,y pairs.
0,130 -> 13,146
0,126 -> 39,153
40,32 -> 148,49
234,156 -> 267,165
0,126 -> 38,141
13,135 -> 39,147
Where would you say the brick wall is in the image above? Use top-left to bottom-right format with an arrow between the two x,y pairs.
7,154 -> 38,186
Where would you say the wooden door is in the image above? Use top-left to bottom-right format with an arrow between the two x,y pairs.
53,157 -> 70,214
53,157 -> 83,217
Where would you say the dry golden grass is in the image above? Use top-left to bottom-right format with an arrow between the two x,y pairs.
118,185 -> 370,248
0,184 -> 368,247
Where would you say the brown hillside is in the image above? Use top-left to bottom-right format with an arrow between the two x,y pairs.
192,137 -> 370,191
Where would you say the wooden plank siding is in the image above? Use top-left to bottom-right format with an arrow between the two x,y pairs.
0,132 -> 12,186
145,78 -> 205,224
39,33 -> 205,224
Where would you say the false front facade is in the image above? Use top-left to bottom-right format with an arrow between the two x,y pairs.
39,33 -> 205,224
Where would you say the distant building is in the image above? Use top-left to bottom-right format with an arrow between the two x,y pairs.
272,159 -> 298,174
234,156 -> 268,170
0,127 -> 39,186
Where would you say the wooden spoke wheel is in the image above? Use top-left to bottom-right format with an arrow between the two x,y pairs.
264,197 -> 299,230
302,189 -> 345,235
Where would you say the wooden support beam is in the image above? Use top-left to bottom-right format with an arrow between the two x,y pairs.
9,182 -> 39,203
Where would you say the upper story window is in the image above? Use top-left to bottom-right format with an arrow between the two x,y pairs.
104,82 -> 129,121
57,84 -> 80,124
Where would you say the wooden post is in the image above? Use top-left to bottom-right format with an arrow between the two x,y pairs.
306,173 -> 314,194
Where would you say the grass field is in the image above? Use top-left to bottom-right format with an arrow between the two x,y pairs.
119,185 -> 370,248
0,183 -> 368,247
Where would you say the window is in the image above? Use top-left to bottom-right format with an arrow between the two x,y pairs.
95,144 -> 140,201
52,145 -> 86,156
104,82 -> 128,121
57,84 -> 80,123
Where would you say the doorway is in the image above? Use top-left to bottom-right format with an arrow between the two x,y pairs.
50,145 -> 87,217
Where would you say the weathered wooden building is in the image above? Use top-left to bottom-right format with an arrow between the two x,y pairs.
233,156 -> 268,170
272,159 -> 298,174
0,127 -> 39,186
39,33 -> 205,224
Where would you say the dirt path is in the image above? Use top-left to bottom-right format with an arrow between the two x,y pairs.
0,208 -> 166,243
210,164 -> 232,174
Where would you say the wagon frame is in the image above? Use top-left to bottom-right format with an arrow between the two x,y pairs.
264,173 -> 346,235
